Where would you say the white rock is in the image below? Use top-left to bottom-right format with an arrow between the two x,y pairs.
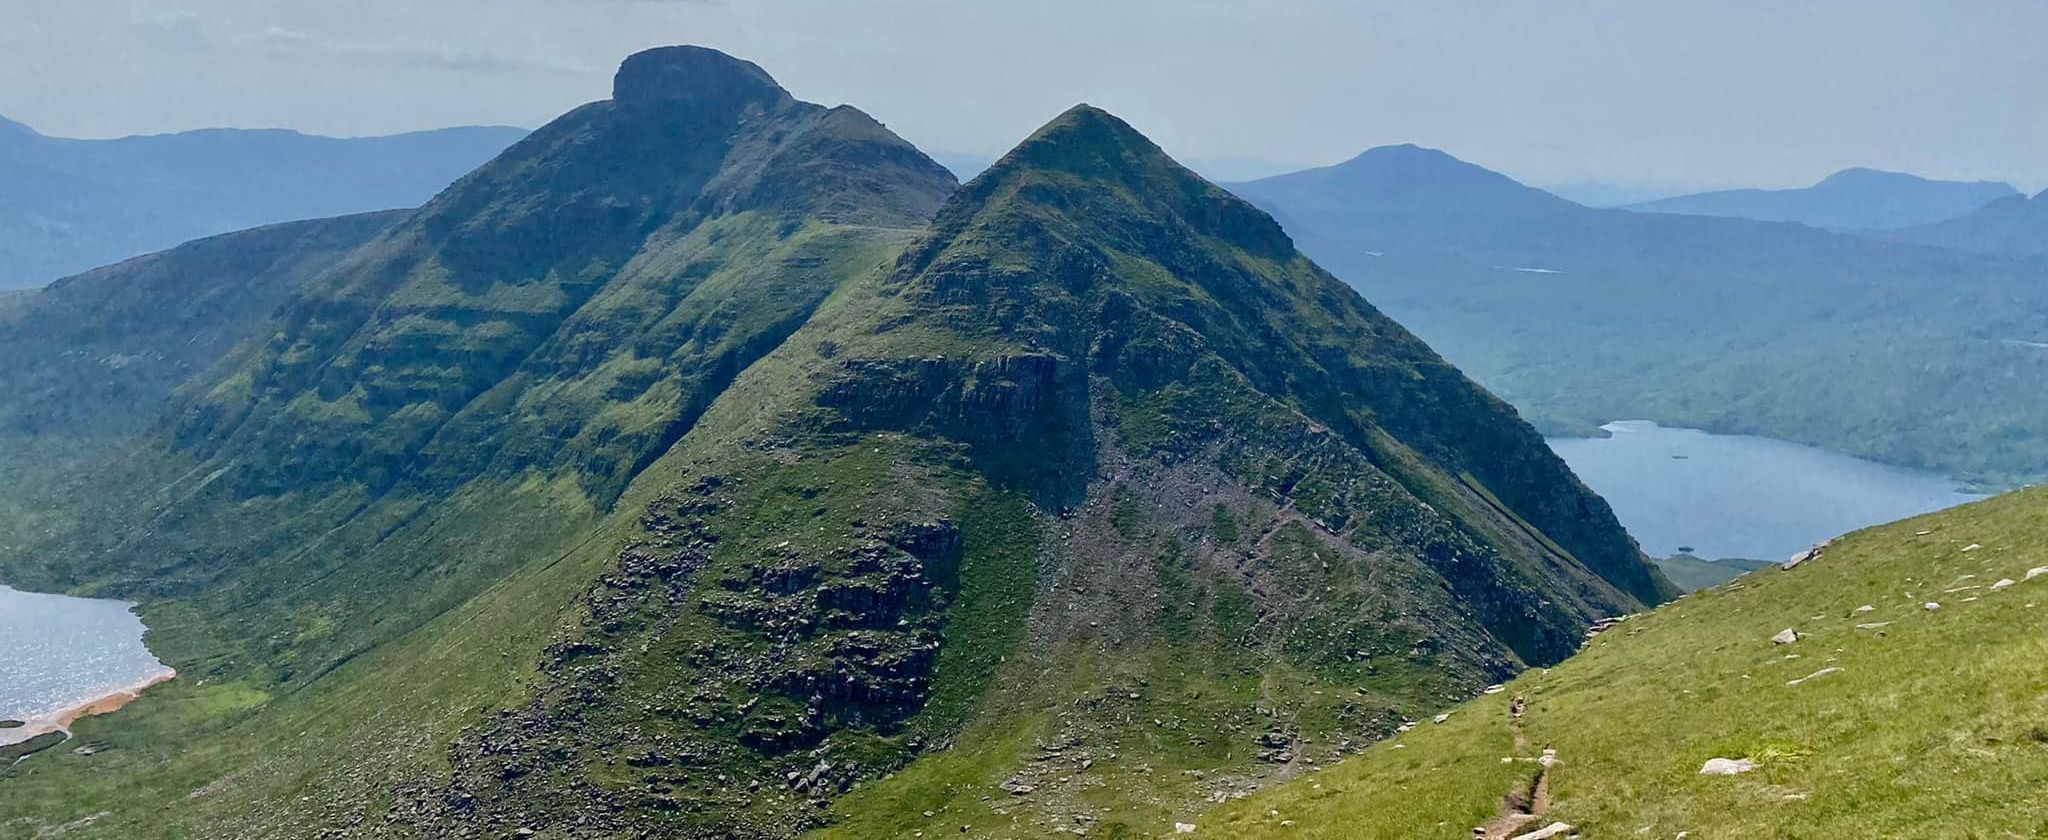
1962,544 -> 1982,552
1433,713 -> 1452,724
1508,822 -> 1577,840
1855,622 -> 1893,629
1992,579 -> 2017,590
1699,757 -> 1757,775
1484,684 -> 1506,695
1854,605 -> 1876,613
1924,602 -> 1942,610
1173,823 -> 1197,834
1771,628 -> 1800,645
2026,567 -> 2048,581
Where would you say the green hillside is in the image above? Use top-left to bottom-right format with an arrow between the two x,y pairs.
0,50 -> 1669,839
1197,486 -> 2048,838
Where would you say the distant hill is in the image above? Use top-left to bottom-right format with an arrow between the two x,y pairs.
1201,486 -> 2048,837
0,115 -> 526,288
1230,146 -> 2048,487
1625,167 -> 2019,231
1878,188 -> 2048,257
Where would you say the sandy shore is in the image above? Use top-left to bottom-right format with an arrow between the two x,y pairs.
0,668 -> 177,748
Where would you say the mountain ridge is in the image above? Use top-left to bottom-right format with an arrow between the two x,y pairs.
1625,166 -> 2020,231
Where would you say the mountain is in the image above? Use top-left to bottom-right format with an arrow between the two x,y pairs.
1624,167 -> 2020,230
936,149 -> 1306,186
0,50 -> 1667,838
1198,485 -> 2048,837
0,115 -> 527,289
1878,188 -> 2048,257
1230,146 -> 2048,487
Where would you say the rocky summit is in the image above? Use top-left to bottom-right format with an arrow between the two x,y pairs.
0,47 -> 1667,840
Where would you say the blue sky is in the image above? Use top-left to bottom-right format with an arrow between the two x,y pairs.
2,0 -> 2042,191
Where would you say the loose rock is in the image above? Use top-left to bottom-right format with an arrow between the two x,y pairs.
1770,628 -> 1800,645
1699,757 -> 1757,775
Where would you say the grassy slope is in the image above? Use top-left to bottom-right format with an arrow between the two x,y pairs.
1200,486 -> 2048,838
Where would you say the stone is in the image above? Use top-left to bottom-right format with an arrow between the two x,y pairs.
1508,822 -> 1577,840
1174,824 -> 1198,834
1699,757 -> 1757,775
1924,602 -> 1942,610
1854,605 -> 1876,613
1433,713 -> 1452,724
1962,544 -> 1982,552
1992,579 -> 2017,590
2026,566 -> 2048,581
1770,628 -> 1800,645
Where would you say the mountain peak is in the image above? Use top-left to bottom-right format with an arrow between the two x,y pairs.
981,103 -> 1169,181
0,113 -> 36,140
611,45 -> 789,112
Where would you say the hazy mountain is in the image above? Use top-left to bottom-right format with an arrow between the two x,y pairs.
1540,180 -> 1700,207
1231,146 -> 2048,487
1624,167 -> 2019,230
1877,188 -> 2048,257
0,49 -> 1666,838
0,115 -> 526,289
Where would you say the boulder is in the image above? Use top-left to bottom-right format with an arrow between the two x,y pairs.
1699,757 -> 1757,775
1770,628 -> 1800,645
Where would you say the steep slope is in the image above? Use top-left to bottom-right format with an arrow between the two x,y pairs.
1200,486 -> 2048,838
0,211 -> 404,446
0,46 -> 956,836
1879,188 -> 2048,258
1624,167 -> 2019,231
0,211 -> 401,563
1231,148 -> 2048,487
0,115 -> 525,289
393,105 -> 1668,839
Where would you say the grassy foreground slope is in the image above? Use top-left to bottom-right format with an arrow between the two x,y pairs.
1201,487 -> 2048,838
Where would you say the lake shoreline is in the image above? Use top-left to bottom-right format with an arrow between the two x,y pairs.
0,668 -> 176,748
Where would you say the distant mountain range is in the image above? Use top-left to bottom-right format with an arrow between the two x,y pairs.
1230,146 -> 2048,487
1624,167 -> 2019,230
0,114 -> 526,288
1878,188 -> 2048,257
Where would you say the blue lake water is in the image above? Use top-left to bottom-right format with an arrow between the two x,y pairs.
0,583 -> 170,743
1548,420 -> 1983,561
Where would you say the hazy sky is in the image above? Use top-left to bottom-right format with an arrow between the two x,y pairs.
3,0 -> 2043,190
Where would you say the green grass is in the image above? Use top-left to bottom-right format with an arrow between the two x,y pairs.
1199,486 -> 2048,838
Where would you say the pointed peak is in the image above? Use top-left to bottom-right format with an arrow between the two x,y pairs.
612,45 -> 789,112
996,104 -> 1168,174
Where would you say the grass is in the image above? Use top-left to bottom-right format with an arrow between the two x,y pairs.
1199,486 -> 2048,838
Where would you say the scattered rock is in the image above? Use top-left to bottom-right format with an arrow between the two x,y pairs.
1699,757 -> 1757,776
1853,605 -> 1876,613
1855,622 -> 1893,630
1173,823 -> 1197,834
1992,579 -> 2016,591
1433,713 -> 1452,724
1962,544 -> 1982,552
1483,684 -> 1506,695
1770,628 -> 1800,645
1783,543 -> 1828,570
1924,602 -> 1942,611
1508,822 -> 1577,840
1787,667 -> 1843,687
2026,567 -> 2048,581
